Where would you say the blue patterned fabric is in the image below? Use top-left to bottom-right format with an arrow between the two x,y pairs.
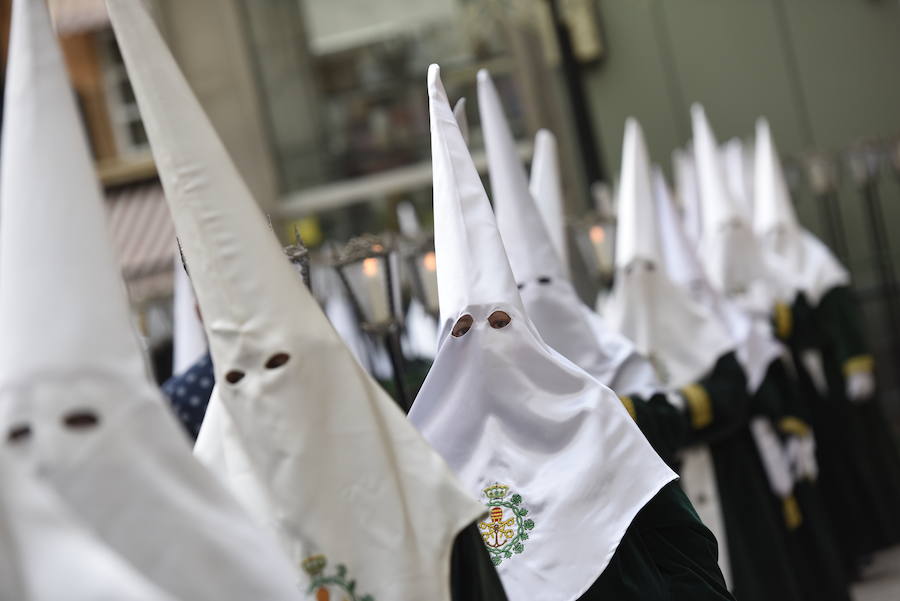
162,353 -> 215,440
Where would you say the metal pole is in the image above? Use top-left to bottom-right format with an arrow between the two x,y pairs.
861,179 -> 900,354
384,329 -> 411,413
819,189 -> 850,263
545,0 -> 608,189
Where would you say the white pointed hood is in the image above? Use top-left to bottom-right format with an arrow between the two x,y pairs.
653,165 -> 715,299
692,106 -> 750,231
453,97 -> 470,145
481,89 -> 646,394
672,146 -> 702,246
0,1 -> 300,599
0,454 -> 177,601
613,119 -> 661,270
109,4 -> 483,600
691,105 -> 792,315
433,73 -> 524,337
479,69 -> 565,285
529,129 -> 569,272
410,65 -> 675,601
753,118 -> 848,305
653,166 -> 780,393
605,119 -> 734,387
721,137 -> 754,213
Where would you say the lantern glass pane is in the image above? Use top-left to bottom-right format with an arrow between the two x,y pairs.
575,221 -> 616,283
415,250 -> 440,314
343,255 -> 393,327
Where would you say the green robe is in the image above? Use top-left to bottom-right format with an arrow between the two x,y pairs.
628,353 -> 805,601
582,482 -> 733,601
779,286 -> 900,569
756,358 -> 852,601
452,386 -> 734,601
816,286 -> 900,548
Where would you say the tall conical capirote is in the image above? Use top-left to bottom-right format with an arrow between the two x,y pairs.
108,4 -> 483,599
721,137 -> 754,212
753,118 -> 799,235
691,104 -> 750,235
0,1 -> 302,599
411,65 -> 676,601
478,69 -> 565,285
480,87 -> 647,393
0,0 -> 148,387
529,128 -> 569,272
431,66 -> 524,337
453,97 -> 470,145
613,118 -> 662,269
652,165 -> 708,292
753,118 -> 848,304
605,118 -> 733,388
691,104 -> 792,309
673,146 -> 702,246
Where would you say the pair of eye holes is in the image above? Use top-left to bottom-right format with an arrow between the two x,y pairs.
6,411 -> 100,444
451,311 -> 511,337
517,276 -> 553,290
624,261 -> 656,275
225,352 -> 291,385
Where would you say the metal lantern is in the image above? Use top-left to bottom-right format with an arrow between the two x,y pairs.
572,212 -> 616,289
334,234 -> 409,410
891,137 -> 900,178
406,235 -> 440,318
283,226 -> 312,291
845,141 -> 900,355
806,153 -> 838,198
334,234 -> 402,334
846,141 -> 881,189
805,152 -> 848,262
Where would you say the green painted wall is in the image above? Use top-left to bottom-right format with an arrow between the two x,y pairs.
584,0 -> 900,173
580,0 -> 900,409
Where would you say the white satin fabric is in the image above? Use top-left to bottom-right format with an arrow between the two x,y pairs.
0,1 -> 302,599
655,159 -> 795,578
0,452 -> 177,601
411,305 -> 676,601
753,118 -> 849,306
520,279 -> 656,395
606,121 -> 734,390
411,66 -> 675,601
110,4 -> 484,599
529,129 -> 570,273
692,106 -> 793,317
479,70 -> 654,398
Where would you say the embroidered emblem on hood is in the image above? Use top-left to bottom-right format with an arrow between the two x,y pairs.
478,483 -> 536,565
302,555 -> 374,601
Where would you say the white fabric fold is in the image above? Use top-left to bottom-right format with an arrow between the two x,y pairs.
410,65 -> 675,601
753,118 -> 849,306
109,4 -> 484,599
0,1 -> 302,599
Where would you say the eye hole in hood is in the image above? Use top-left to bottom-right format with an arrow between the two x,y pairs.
62,410 -> 100,430
7,423 -> 31,443
265,353 -> 290,369
488,310 -> 511,329
452,314 -> 474,337
225,370 -> 245,384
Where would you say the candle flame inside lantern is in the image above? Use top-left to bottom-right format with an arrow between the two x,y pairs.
362,257 -> 380,277
422,251 -> 437,272
590,225 -> 605,244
